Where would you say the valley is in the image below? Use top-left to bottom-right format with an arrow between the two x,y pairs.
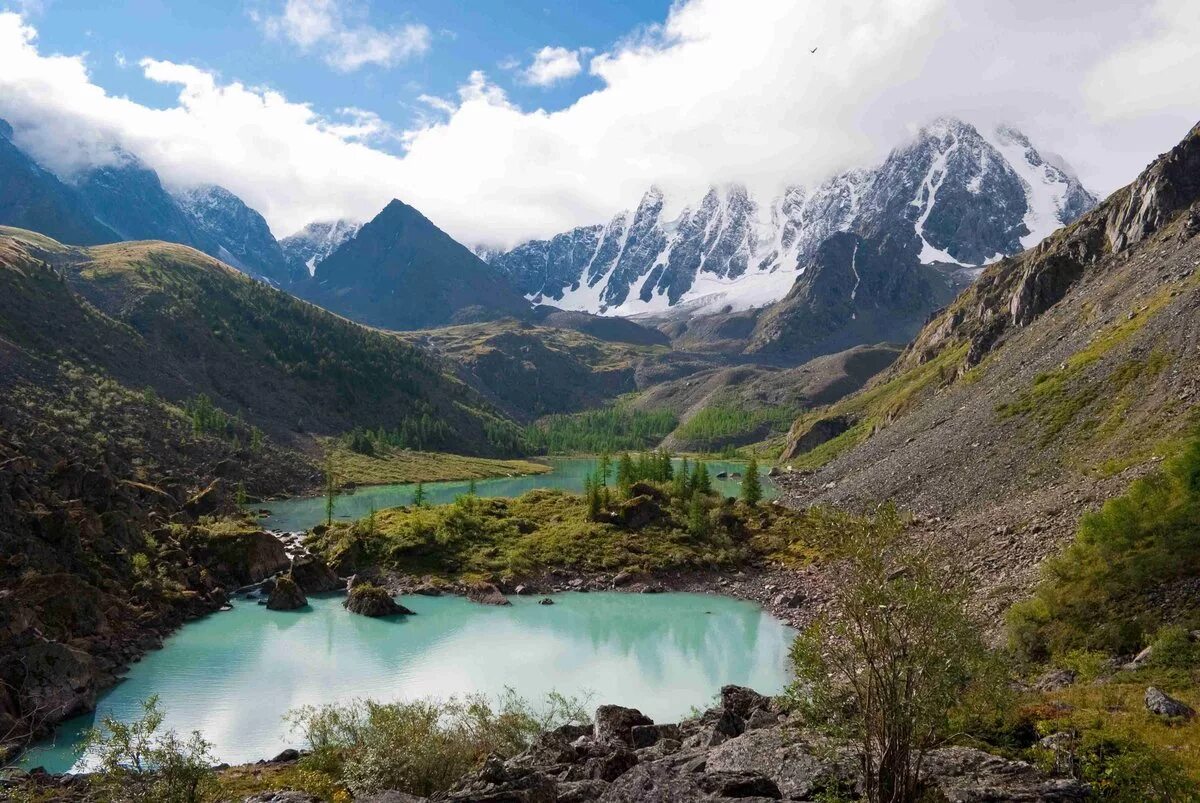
1,96 -> 1199,802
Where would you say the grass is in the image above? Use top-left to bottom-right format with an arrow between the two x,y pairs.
1019,667 -> 1200,795
673,403 -> 799,452
782,342 -> 969,467
307,485 -> 833,582
326,441 -> 549,486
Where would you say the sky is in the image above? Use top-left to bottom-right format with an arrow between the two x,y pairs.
0,0 -> 1197,248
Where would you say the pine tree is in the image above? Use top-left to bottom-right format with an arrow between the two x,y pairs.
688,494 -> 709,537
673,457 -> 690,499
413,482 -> 426,507
598,451 -> 613,486
616,453 -> 635,495
324,449 -> 337,526
741,456 -> 763,506
692,461 -> 712,496
468,478 -> 477,495
660,449 -> 674,481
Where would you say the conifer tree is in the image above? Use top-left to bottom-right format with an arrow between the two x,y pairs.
741,457 -> 763,506
616,453 -> 635,495
688,494 -> 708,537
413,482 -> 426,507
598,451 -> 612,486
692,461 -> 712,495
324,449 -> 337,526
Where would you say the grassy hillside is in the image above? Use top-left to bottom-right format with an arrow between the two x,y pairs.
773,121 -> 1200,625
0,227 -> 524,457
398,318 -> 668,423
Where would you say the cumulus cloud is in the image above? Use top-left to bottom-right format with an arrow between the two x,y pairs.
521,46 -> 585,87
258,0 -> 430,72
0,1 -> 1195,249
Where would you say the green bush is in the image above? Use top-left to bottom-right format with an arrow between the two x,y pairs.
79,696 -> 216,803
1067,730 -> 1194,802
1008,434 -> 1200,659
286,691 -> 588,796
1148,625 -> 1200,670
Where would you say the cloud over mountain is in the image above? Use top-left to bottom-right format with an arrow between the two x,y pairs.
0,0 -> 1195,248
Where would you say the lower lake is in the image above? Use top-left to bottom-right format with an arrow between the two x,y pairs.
23,591 -> 794,772
257,457 -> 775,533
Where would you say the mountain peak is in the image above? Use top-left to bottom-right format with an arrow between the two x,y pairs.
298,199 -> 530,330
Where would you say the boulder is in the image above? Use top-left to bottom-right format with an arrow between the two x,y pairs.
594,705 -> 654,745
412,582 -> 443,596
922,746 -> 1089,801
599,758 -> 708,801
720,686 -> 771,720
269,748 -> 301,763
184,478 -> 223,518
355,793 -> 430,803
617,495 -> 664,529
343,584 -> 414,617
538,597 -> 555,605
289,556 -> 341,593
243,793 -> 324,803
706,727 -> 855,800
630,723 -> 681,749
265,575 -> 307,611
697,770 -> 781,799
448,753 -> 556,802
467,582 -> 511,606
206,530 -> 290,586
1144,686 -> 1196,719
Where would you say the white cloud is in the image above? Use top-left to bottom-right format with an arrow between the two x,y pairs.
0,1 -> 1195,250
1083,0 -> 1200,121
259,0 -> 430,72
521,46 -> 584,87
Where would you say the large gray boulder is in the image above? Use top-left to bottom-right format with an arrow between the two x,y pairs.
594,705 -> 654,745
1145,686 -> 1197,719
922,746 -> 1089,802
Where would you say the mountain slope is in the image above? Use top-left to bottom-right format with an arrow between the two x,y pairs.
487,118 -> 1095,318
299,199 -> 531,330
175,184 -> 294,285
279,218 -> 362,278
773,120 -> 1200,620
0,227 -> 523,456
0,120 -> 120,246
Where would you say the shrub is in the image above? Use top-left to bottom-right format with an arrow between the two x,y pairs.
786,505 -> 994,803
1008,434 -> 1200,660
286,691 -> 588,796
79,696 -> 215,803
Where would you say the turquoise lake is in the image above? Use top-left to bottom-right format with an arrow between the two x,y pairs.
257,456 -> 775,533
24,592 -> 795,772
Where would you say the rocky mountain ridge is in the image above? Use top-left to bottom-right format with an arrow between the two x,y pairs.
773,119 -> 1200,623
486,118 -> 1095,318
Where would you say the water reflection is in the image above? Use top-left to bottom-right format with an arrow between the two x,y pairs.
22,592 -> 793,772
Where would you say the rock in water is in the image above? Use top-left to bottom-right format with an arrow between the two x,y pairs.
289,556 -> 341,593
1145,687 -> 1196,719
343,583 -> 415,617
467,582 -> 511,606
266,575 -> 307,611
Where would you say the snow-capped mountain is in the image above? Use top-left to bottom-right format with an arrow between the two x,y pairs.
175,184 -> 292,285
279,219 -> 362,278
486,118 -> 1096,317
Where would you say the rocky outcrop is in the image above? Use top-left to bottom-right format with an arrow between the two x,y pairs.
440,686 -> 1084,802
265,575 -> 307,611
204,530 -> 291,587
783,414 -> 854,460
343,583 -> 414,617
466,582 -> 511,606
289,556 -> 341,593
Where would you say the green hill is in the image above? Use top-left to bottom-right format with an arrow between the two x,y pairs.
0,227 -> 524,458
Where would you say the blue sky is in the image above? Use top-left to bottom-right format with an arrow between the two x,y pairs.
19,0 -> 671,154
1,0 -> 1196,246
